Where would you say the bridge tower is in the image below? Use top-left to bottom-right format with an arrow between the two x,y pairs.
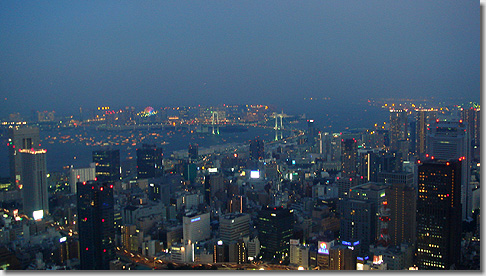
211,111 -> 220,135
274,113 -> 283,141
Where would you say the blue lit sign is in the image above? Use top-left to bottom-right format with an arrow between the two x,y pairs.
353,241 -> 360,246
342,241 -> 351,246
364,256 -> 369,260
191,217 -> 200,223
357,257 -> 363,261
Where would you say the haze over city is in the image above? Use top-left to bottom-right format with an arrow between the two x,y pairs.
0,0 -> 479,117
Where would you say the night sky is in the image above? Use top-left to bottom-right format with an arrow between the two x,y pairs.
0,1 -> 479,117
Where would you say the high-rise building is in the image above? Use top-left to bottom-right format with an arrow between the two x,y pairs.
182,212 -> 210,243
341,138 -> 358,178
426,121 -> 471,220
8,126 -> 40,188
257,207 -> 294,261
339,182 -> 387,255
389,109 -> 408,152
219,213 -> 250,244
92,149 -> 121,184
249,138 -> 265,160
461,106 -> 480,161
136,144 -> 163,179
415,160 -> 462,270
386,181 -> 416,247
328,244 -> 357,270
20,148 -> 48,219
188,144 -> 199,160
415,109 -> 437,159
69,163 -> 96,194
77,180 -> 115,270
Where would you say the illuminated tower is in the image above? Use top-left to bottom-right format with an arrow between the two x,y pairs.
416,160 -> 462,270
136,144 -> 163,179
20,148 -> 48,219
77,180 -> 115,270
8,126 -> 40,188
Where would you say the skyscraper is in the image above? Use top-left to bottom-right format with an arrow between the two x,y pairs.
69,163 -> 96,194
386,181 -> 416,247
389,109 -> 408,152
341,138 -> 357,178
415,109 -> 437,159
8,126 -> 40,188
136,144 -> 163,179
77,180 -> 115,270
415,160 -> 462,270
92,149 -> 121,184
339,182 -> 387,255
461,106 -> 480,161
249,138 -> 264,160
188,144 -> 199,160
257,207 -> 294,261
426,120 -> 471,220
20,148 -> 48,219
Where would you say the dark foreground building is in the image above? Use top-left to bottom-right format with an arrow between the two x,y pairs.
415,160 -> 462,269
77,180 -> 115,270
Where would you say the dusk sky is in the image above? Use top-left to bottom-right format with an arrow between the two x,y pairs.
0,1 -> 479,117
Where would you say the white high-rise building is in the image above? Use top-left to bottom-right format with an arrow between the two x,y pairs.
20,148 -> 48,219
426,121 -> 472,221
183,212 -> 210,243
219,213 -> 250,244
69,163 -> 96,194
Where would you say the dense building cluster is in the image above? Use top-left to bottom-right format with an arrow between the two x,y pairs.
0,102 -> 480,270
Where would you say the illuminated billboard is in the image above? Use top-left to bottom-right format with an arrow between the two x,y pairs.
191,217 -> 201,223
318,241 -> 329,255
33,210 -> 44,221
208,168 -> 218,173
250,170 -> 260,179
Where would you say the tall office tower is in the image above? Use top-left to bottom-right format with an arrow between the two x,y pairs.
69,163 -> 96,194
426,121 -> 471,221
188,144 -> 199,160
415,109 -> 437,159
219,213 -> 250,244
307,119 -> 317,145
77,180 -> 115,270
92,149 -> 121,184
257,207 -> 294,261
227,195 -> 246,213
249,138 -> 265,160
416,160 -> 462,270
182,212 -> 210,243
8,126 -> 41,187
461,106 -> 481,161
357,149 -> 382,183
386,182 -> 416,247
341,138 -> 358,177
20,148 -> 48,219
136,144 -> 163,179
339,182 -> 387,255
389,109 -> 408,151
